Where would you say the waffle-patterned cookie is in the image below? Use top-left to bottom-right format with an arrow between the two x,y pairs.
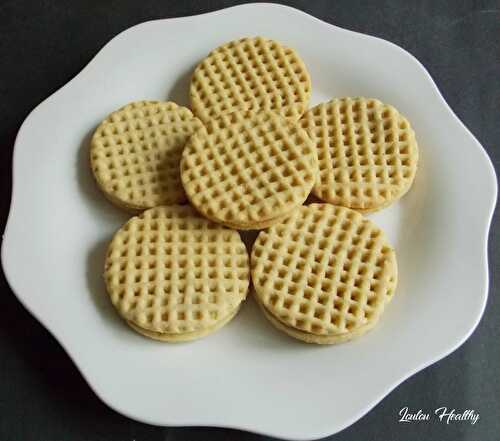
190,37 -> 311,123
104,205 -> 250,341
90,101 -> 203,211
300,98 -> 419,212
180,111 -> 318,229
251,204 -> 397,344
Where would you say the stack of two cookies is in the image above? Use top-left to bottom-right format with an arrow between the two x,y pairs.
104,205 -> 249,342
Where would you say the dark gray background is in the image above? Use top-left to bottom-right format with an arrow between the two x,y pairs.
0,1 -> 498,440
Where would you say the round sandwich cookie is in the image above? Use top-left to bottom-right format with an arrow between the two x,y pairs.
190,37 -> 311,123
251,204 -> 398,344
180,110 -> 318,230
300,97 -> 419,212
104,205 -> 250,342
90,101 -> 203,212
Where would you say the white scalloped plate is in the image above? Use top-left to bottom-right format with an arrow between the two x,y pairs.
2,4 -> 497,440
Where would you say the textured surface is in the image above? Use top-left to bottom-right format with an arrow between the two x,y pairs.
90,101 -> 203,211
181,110 -> 318,228
0,1 -> 498,441
126,307 -> 239,342
252,204 -> 397,343
300,98 -> 419,211
190,36 -> 311,123
104,205 -> 249,337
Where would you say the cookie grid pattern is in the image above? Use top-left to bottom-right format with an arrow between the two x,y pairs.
252,204 -> 397,337
105,206 -> 250,335
300,98 -> 418,211
91,101 -> 203,210
190,37 -> 311,123
181,111 -> 318,228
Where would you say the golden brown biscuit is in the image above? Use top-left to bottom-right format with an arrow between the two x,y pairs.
181,111 -> 318,229
104,205 -> 250,341
251,204 -> 397,344
90,101 -> 203,211
300,97 -> 418,211
190,37 -> 311,123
